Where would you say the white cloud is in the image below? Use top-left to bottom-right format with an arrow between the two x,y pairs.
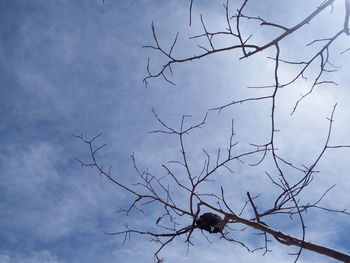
1,250 -> 62,263
1,1 -> 349,262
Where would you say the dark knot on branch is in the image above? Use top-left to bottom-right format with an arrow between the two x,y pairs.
195,212 -> 223,233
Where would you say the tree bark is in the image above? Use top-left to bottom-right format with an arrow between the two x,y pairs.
229,213 -> 350,263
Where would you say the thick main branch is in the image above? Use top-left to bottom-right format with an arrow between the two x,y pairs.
228,213 -> 350,263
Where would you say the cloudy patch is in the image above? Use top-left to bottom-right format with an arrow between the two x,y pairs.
1,0 -> 349,262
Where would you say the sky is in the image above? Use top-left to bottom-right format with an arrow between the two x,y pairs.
0,0 -> 350,262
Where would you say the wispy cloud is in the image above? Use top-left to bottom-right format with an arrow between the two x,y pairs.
1,0 -> 349,262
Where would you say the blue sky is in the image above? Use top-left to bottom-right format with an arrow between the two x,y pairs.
1,0 -> 350,262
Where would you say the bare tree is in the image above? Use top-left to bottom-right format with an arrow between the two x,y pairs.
76,1 -> 350,262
